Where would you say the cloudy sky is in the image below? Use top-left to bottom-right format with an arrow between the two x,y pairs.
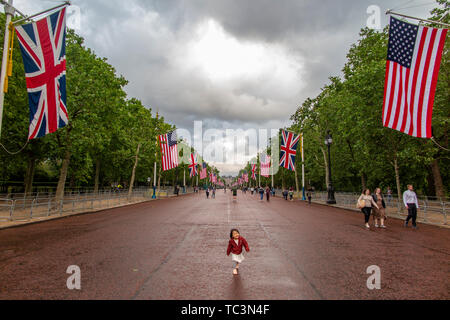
16,0 -> 440,175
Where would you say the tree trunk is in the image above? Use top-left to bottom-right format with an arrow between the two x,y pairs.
393,156 -> 402,202
361,172 -> 367,192
94,158 -> 101,194
55,148 -> 72,203
128,143 -> 141,198
24,157 -> 36,195
69,172 -> 76,189
430,159 -> 446,199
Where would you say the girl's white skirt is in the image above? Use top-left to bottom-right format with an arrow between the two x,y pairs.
231,252 -> 245,263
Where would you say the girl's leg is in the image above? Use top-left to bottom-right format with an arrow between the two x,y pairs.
380,217 -> 385,226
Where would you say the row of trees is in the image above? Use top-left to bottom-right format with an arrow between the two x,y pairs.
238,2 -> 449,198
0,16 -> 216,197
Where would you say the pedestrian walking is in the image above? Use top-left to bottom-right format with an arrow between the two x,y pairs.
212,187 -> 216,199
232,187 -> 237,201
307,190 -> 312,205
357,189 -> 379,229
403,184 -> 419,229
206,188 -> 209,199
289,187 -> 294,201
259,186 -> 264,200
386,186 -> 392,204
265,186 -> 270,202
372,188 -> 386,228
226,228 -> 250,275
282,189 -> 288,200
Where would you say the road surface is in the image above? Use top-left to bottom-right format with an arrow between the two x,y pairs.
0,191 -> 448,299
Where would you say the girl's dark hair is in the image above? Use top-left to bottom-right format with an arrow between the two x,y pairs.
362,188 -> 370,195
230,228 -> 240,239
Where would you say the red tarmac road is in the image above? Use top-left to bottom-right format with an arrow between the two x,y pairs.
0,191 -> 449,299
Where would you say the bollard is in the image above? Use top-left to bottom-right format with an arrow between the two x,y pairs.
10,199 -> 15,221
443,201 -> 447,225
30,198 -> 36,219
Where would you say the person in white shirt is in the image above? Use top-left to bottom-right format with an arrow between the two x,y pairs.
403,184 -> 419,229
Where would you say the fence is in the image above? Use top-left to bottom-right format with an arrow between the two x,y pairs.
0,187 -> 194,222
271,189 -> 448,226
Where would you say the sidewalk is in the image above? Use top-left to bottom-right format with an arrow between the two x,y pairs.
311,200 -> 448,229
274,193 -> 449,229
0,191 -> 193,230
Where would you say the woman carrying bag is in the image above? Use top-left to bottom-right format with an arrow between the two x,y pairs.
357,189 -> 379,230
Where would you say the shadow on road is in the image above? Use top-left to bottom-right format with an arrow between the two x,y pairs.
228,274 -> 245,300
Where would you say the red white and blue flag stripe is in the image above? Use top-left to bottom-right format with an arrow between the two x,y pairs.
200,162 -> 207,179
280,130 -> 300,171
260,153 -> 271,177
189,153 -> 198,177
383,17 -> 447,138
251,164 -> 257,180
15,8 -> 68,140
158,131 -> 178,171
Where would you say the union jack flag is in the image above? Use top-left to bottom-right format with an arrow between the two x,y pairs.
280,130 -> 301,171
189,153 -> 198,177
251,164 -> 257,180
15,8 -> 68,140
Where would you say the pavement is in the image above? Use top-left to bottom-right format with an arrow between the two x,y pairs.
0,190 -> 448,300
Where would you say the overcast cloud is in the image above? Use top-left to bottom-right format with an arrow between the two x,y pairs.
15,0 -> 439,175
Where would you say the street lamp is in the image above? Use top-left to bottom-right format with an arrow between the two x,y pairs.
324,130 -> 336,204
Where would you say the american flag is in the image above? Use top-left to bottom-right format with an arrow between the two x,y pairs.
158,131 -> 178,171
200,162 -> 207,179
251,164 -> 257,180
260,153 -> 271,177
383,17 -> 448,138
15,8 -> 68,140
280,130 -> 301,171
189,153 -> 198,177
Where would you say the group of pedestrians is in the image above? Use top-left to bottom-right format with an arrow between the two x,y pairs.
357,184 -> 420,230
205,186 -> 216,199
249,186 -> 273,201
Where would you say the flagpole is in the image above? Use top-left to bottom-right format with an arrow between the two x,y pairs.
258,156 -> 261,188
271,162 -> 274,189
386,10 -> 450,28
301,134 -> 306,201
12,1 -> 71,26
183,167 -> 186,193
152,112 -> 159,199
0,0 -> 14,139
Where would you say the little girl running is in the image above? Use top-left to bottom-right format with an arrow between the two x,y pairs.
226,229 -> 250,275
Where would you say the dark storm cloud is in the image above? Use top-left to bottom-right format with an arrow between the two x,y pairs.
15,0 -> 439,174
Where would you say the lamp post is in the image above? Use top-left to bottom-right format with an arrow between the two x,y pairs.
324,130 -> 336,204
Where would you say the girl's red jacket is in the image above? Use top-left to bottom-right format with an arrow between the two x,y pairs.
227,236 -> 250,255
